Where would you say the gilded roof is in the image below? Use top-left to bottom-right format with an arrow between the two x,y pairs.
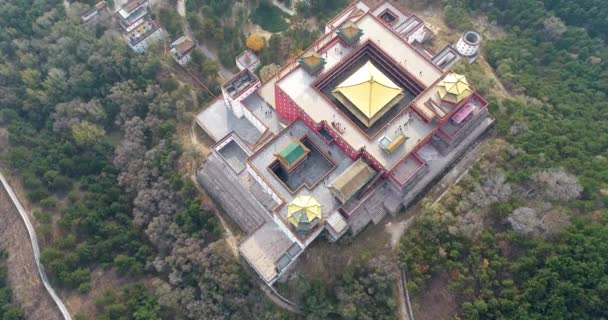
287,196 -> 322,228
437,73 -> 471,103
332,61 -> 403,119
301,51 -> 323,66
341,21 -> 362,38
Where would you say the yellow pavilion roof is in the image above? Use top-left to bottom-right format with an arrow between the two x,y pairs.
287,196 -> 322,228
332,61 -> 403,119
437,73 -> 471,104
301,51 -> 322,66
341,21 -> 361,38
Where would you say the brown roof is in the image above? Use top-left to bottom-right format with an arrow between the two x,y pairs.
301,51 -> 322,66
341,21 -> 361,38
124,0 -> 147,13
329,159 -> 376,202
174,38 -> 194,54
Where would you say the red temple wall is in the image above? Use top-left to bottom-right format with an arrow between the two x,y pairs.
275,85 -> 299,123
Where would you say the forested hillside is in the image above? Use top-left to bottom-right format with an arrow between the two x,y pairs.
400,0 -> 608,319
0,251 -> 24,320
0,1 -> 285,319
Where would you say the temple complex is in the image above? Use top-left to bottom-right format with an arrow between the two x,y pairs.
196,0 -> 494,285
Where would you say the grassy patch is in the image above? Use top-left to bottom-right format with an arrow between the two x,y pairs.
250,2 -> 289,32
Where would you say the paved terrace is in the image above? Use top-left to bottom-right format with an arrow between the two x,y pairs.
195,98 -> 263,146
239,222 -> 295,284
217,139 -> 248,173
278,13 -> 441,169
242,91 -> 283,134
248,120 -> 354,223
269,137 -> 335,192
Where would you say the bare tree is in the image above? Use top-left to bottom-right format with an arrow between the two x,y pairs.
508,207 -> 543,237
51,98 -> 106,132
543,16 -> 567,39
530,168 -> 582,202
469,173 -> 512,207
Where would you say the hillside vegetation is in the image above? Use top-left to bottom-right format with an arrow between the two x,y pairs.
0,1 -> 286,318
0,251 -> 24,320
399,0 -> 608,319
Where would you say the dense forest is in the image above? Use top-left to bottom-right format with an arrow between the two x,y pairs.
0,251 -> 24,320
400,0 -> 608,319
0,0 -> 286,319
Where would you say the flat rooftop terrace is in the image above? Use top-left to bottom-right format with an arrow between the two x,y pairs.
217,139 -> 248,173
242,91 -> 283,134
195,98 -> 263,146
223,69 -> 258,99
239,222 -> 295,283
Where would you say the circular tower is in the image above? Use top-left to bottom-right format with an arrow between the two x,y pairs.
455,31 -> 481,57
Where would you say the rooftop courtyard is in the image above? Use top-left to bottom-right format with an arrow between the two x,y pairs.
269,136 -> 337,194
248,120 -> 355,224
316,52 -> 419,137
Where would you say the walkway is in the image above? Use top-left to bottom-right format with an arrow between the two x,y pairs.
0,171 -> 72,320
272,0 -> 295,16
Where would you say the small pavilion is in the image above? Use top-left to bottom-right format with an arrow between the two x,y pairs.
287,196 -> 322,232
337,20 -> 363,46
275,139 -> 310,173
298,51 -> 326,75
437,73 -> 471,104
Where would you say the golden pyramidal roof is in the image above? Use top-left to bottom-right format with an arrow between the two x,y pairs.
437,73 -> 471,104
332,61 -> 403,122
287,196 -> 322,229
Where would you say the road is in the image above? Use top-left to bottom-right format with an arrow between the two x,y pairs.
0,171 -> 72,320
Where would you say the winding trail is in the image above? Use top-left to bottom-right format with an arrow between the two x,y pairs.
0,171 -> 72,320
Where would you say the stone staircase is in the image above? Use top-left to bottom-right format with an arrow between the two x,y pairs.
371,205 -> 388,225
239,172 -> 278,212
253,129 -> 275,150
197,154 -> 269,233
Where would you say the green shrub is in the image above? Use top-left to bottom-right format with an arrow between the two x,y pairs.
250,3 -> 289,32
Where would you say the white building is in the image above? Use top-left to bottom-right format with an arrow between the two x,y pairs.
170,36 -> 196,65
221,69 -> 264,132
118,0 -> 150,33
125,20 -> 164,53
235,50 -> 261,73
455,31 -> 481,57
80,1 -> 106,24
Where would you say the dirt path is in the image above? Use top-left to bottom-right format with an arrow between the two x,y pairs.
176,0 -> 185,17
0,181 -> 64,320
386,216 -> 415,249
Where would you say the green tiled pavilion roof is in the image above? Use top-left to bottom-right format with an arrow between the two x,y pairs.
280,141 -> 305,164
275,139 -> 310,170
